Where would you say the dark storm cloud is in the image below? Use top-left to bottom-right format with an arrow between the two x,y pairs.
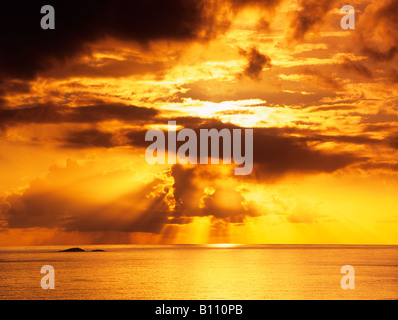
2,160 -> 171,233
289,0 -> 337,40
301,67 -> 342,91
239,47 -> 272,80
358,161 -> 398,172
41,57 -> 169,79
251,129 -> 366,179
228,0 -> 281,9
0,102 -> 158,127
0,0 -> 283,82
387,133 -> 398,149
339,58 -> 373,79
127,117 -> 366,177
362,47 -> 397,62
0,0 -> 210,80
62,129 -> 115,148
170,164 -> 258,223
357,0 -> 398,62
360,110 -> 398,124
1,116 -> 370,232
123,121 -> 365,221
362,123 -> 395,133
4,190 -> 68,229
2,105 -> 367,174
1,158 -> 255,232
389,69 -> 398,83
0,80 -> 31,96
302,133 -> 381,146
62,187 -> 170,233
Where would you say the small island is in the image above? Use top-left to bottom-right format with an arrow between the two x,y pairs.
58,247 -> 106,252
58,247 -> 85,252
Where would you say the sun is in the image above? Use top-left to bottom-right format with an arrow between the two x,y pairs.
208,243 -> 242,248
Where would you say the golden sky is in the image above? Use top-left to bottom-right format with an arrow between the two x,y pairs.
0,0 -> 398,245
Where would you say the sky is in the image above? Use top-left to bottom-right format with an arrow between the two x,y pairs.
0,0 -> 398,245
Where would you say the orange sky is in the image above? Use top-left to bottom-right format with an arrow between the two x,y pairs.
0,0 -> 398,245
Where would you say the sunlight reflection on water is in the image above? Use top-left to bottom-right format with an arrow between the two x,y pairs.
0,244 -> 397,300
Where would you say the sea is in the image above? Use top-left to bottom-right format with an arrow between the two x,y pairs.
0,244 -> 397,300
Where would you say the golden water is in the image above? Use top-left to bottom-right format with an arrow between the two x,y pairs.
0,245 -> 397,300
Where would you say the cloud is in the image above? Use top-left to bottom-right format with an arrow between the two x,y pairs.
358,161 -> 398,172
239,47 -> 272,79
0,80 -> 31,96
303,133 -> 381,146
1,105 -> 368,176
362,123 -> 395,133
0,1 -> 208,80
360,110 -> 398,124
2,159 -> 172,233
389,69 -> 398,83
339,58 -> 373,79
0,119 -> 373,235
251,128 -> 366,179
62,129 -> 116,148
41,55 -> 170,79
285,199 -> 326,224
228,0 -> 281,10
301,67 -> 342,91
0,0 -> 282,83
177,78 -> 335,106
0,102 -> 158,128
127,117 -> 367,178
1,158 -> 258,233
309,105 -> 357,112
387,133 -> 398,149
170,164 -> 259,223
355,0 -> 398,62
288,0 -> 337,41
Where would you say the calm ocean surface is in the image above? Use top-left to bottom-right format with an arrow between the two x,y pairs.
0,244 -> 397,300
